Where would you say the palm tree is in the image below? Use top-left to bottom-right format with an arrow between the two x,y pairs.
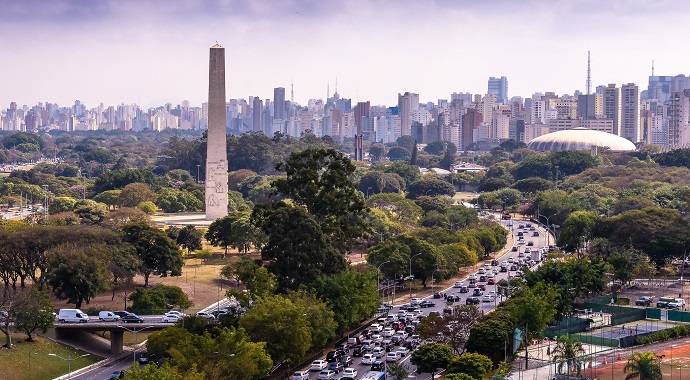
624,351 -> 662,380
551,336 -> 586,376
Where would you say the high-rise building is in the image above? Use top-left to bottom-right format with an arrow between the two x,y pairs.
398,92 -> 419,136
599,84 -> 620,136
461,108 -> 482,150
488,76 -> 508,104
273,87 -> 286,121
252,97 -> 262,132
620,83 -> 640,143
353,101 -> 371,136
668,90 -> 690,148
577,94 -> 602,120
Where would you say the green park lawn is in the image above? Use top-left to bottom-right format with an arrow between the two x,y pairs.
0,333 -> 101,380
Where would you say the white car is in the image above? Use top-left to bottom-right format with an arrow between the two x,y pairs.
369,323 -> 382,333
382,327 -> 394,337
161,315 -> 180,323
195,311 -> 215,319
290,370 -> 310,380
482,295 -> 495,302
166,311 -> 187,318
468,274 -> 477,281
310,360 -> 329,371
318,370 -> 335,379
396,347 -> 410,356
477,268 -> 486,274
454,281 -> 464,288
361,354 -> 375,365
342,368 -> 358,378
372,347 -> 385,358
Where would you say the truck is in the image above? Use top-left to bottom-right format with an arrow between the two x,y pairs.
530,249 -> 542,262
501,211 -> 511,220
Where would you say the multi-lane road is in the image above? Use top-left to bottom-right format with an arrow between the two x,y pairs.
294,217 -> 552,380
67,217 -> 551,380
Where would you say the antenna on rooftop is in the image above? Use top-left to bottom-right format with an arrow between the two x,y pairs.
586,50 -> 591,95
652,59 -> 655,76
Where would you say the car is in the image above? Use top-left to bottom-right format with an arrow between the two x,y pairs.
420,300 -> 435,308
500,266 -> 508,272
99,311 -> 121,322
340,356 -> 353,367
121,314 -> 144,323
511,246 -> 518,252
113,310 -> 131,318
466,296 -> 481,305
210,310 -> 226,318
371,360 -> 386,371
482,295 -> 495,302
454,281 -> 463,288
372,347 -> 385,358
468,281 -> 476,288
342,368 -> 358,378
361,354 -> 375,365
195,311 -> 215,319
477,268 -> 486,274
477,284 -> 486,291
161,314 -> 180,323
491,259 -> 498,266
479,275 -> 487,282
635,296 -> 654,306
382,327 -> 394,337
352,346 -> 364,357
326,350 -> 342,362
468,274 -> 477,281
311,360 -> 329,371
138,352 -> 149,364
473,288 -> 483,296
328,361 -> 344,373
290,370 -> 310,380
386,351 -> 401,362
533,231 -> 540,237
318,370 -> 335,379
110,371 -> 126,379
508,257 -> 514,263
487,278 -> 495,285
433,292 -> 443,299
460,286 -> 469,293
165,311 -> 187,318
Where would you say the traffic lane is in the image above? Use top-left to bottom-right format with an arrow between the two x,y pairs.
70,352 -> 144,380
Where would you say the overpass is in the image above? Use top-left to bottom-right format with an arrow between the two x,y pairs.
54,321 -> 170,354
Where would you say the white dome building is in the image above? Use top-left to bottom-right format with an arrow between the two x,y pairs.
527,128 -> 637,153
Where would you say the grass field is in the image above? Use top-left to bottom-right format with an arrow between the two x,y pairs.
0,333 -> 101,380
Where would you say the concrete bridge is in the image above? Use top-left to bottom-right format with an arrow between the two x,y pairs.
54,321 -> 170,354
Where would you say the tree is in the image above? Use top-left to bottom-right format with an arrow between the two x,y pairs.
407,179 -> 455,199
118,182 -> 156,208
130,285 -> 192,314
238,295 -> 312,364
511,177 -> 553,193
155,188 -> 203,213
288,290 -> 338,350
48,196 -> 77,214
425,140 -> 457,156
254,203 -> 345,291
273,148 -> 368,252
608,248 -> 639,284
106,244 -> 140,301
557,211 -> 599,252
381,161 -> 421,189
465,310 -> 515,363
11,288 -> 55,341
624,351 -> 662,380
387,362 -> 412,380
93,189 -> 122,210
73,199 -> 109,225
534,189 -> 581,227
410,343 -> 455,378
311,270 -> 380,334
366,193 -> 423,226
369,143 -> 385,162
445,374 -> 475,380
121,223 -> 183,287
447,352 -> 493,380
358,171 -> 405,195
366,234 -> 440,287
46,244 -> 108,309
410,139 -> 418,165
387,146 -> 411,161
123,361 -> 204,380
176,225 -> 202,252
552,336 -> 586,376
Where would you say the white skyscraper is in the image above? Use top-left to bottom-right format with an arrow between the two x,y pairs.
621,83 -> 640,143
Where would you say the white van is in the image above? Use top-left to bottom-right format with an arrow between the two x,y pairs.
98,311 -> 120,322
58,309 -> 89,323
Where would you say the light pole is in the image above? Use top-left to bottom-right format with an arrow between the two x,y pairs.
408,252 -> 427,299
42,185 -> 49,216
377,261 -> 391,300
538,213 -> 553,247
116,324 -> 153,364
48,353 -> 89,379
196,164 -> 201,184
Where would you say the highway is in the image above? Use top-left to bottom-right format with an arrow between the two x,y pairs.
69,216 -> 552,380
294,216 -> 552,380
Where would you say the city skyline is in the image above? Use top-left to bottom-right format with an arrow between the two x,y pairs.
3,0 -> 690,108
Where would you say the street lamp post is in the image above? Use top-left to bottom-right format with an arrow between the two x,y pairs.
408,252 -> 426,299
48,353 -> 89,379
367,187 -> 374,199
377,261 -> 391,300
116,324 -> 153,364
538,213 -> 553,247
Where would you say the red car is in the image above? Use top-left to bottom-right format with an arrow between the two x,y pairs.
478,284 -> 486,291
487,278 -> 495,285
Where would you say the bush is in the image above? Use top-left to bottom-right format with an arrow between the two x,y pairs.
637,325 -> 690,345
615,297 -> 630,305
85,306 -> 102,316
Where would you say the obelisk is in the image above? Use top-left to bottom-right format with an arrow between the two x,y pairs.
205,44 -> 228,220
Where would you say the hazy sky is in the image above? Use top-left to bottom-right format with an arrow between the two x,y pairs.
2,0 -> 690,109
